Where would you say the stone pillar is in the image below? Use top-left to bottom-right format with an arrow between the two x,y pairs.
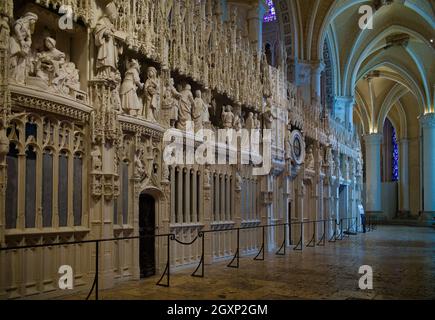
247,1 -> 267,52
323,178 -> 333,235
364,134 -> 383,218
334,96 -> 355,128
311,62 -> 325,105
420,113 -> 435,225
261,174 -> 274,251
0,0 -> 13,300
203,167 -> 213,265
398,139 -> 410,217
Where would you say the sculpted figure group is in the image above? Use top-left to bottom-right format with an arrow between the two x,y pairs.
6,11 -> 82,100
6,5 -> 264,131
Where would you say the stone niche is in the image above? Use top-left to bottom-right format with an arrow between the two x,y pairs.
12,1 -> 88,101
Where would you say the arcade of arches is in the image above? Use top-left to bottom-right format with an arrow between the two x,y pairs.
0,0 -> 433,299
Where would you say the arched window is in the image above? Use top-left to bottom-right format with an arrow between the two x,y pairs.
264,0 -> 277,23
42,149 -> 54,227
322,39 -> 334,113
5,142 -> 19,229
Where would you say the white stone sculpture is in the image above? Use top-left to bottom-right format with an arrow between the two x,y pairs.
91,146 -> 102,172
193,90 -> 205,131
263,109 -> 273,130
305,145 -> 315,171
254,113 -> 261,129
162,163 -> 170,183
233,111 -> 242,131
120,59 -> 144,117
245,112 -> 255,130
134,148 -> 146,180
326,147 -> 335,174
222,105 -> 234,129
203,99 -> 211,125
110,70 -> 122,111
0,128 -> 9,157
143,67 -> 160,122
336,154 -> 342,178
35,37 -> 66,83
94,2 -> 123,80
285,132 -> 292,160
343,158 -> 349,180
9,12 -> 38,84
25,37 -> 83,99
204,168 -> 211,188
162,78 -> 182,127
235,172 -> 242,191
176,84 -> 195,130
0,15 -> 10,50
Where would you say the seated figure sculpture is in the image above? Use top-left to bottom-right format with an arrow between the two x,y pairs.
35,37 -> 65,83
29,37 -> 83,100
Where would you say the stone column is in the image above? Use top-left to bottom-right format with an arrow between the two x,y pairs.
398,139 -> 410,217
334,96 -> 355,129
311,62 -> 325,105
323,177 -> 333,235
203,167 -> 213,265
0,0 -> 13,300
420,113 -> 435,225
261,174 -> 274,251
364,134 -> 383,218
247,1 -> 267,52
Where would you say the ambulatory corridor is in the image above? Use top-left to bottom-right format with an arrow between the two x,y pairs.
64,226 -> 435,300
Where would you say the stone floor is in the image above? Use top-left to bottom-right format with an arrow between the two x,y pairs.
64,226 -> 435,300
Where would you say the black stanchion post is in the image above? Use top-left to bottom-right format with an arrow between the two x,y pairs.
340,219 -> 343,240
167,234 -> 171,285
283,224 -> 287,254
237,228 -> 240,267
95,241 -> 99,300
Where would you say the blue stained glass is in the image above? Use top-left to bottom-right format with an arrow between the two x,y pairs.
264,0 -> 277,22
392,127 -> 399,181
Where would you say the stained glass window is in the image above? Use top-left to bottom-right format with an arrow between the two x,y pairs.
264,0 -> 277,22
392,127 -> 399,181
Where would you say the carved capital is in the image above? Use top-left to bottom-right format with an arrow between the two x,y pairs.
419,113 -> 435,129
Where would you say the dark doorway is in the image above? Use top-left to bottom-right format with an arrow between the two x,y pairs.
139,194 -> 156,278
